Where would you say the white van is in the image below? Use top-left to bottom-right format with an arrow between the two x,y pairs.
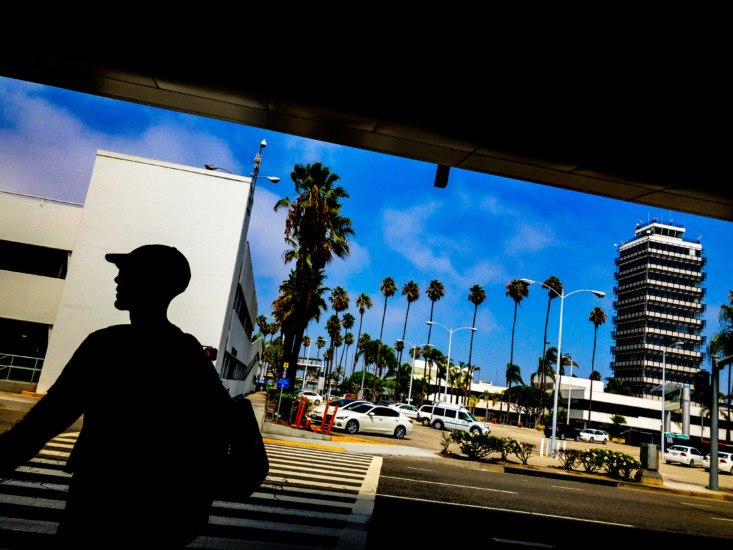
426,403 -> 491,434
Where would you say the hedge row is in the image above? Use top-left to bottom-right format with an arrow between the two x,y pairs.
446,431 -> 642,480
557,448 -> 641,480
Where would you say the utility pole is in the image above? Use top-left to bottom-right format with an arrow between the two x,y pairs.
709,354 -> 732,490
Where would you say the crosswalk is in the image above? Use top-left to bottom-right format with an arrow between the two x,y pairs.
0,434 -> 382,549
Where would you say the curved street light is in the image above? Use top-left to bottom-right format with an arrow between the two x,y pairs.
521,279 -> 605,457
426,321 -> 477,404
397,339 -> 433,405
205,139 -> 280,215
661,340 -> 684,456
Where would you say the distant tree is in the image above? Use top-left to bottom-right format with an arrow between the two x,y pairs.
503,363 -> 523,424
373,277 -> 397,396
398,280 -> 421,365
539,276 -> 563,410
606,377 -> 634,396
465,284 -> 486,402
588,306 -> 607,424
422,279 -> 445,405
351,293 -> 373,379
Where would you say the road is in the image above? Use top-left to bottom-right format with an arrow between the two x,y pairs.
368,455 -> 733,548
339,418 -> 733,493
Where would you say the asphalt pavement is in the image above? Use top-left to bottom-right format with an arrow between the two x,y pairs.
250,392 -> 733,502
2,389 -> 731,502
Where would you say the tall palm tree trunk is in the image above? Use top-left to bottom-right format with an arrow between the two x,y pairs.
373,295 -> 388,398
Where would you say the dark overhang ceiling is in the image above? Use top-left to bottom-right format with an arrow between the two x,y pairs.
2,51 -> 730,221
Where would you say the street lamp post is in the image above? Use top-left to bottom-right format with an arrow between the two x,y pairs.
564,353 -> 576,423
205,139 -> 280,214
521,279 -> 605,457
397,339 -> 433,406
426,321 -> 477,404
661,341 -> 684,456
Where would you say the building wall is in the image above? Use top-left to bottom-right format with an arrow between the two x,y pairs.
0,194 -> 83,385
0,194 -> 82,327
38,151 -> 258,394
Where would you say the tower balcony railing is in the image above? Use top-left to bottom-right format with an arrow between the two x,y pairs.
0,353 -> 44,383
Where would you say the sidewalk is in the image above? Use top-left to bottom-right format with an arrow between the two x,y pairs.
248,392 -> 733,502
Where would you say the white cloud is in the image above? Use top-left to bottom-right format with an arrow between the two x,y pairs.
505,221 -> 556,254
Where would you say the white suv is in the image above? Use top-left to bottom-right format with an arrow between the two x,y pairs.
426,404 -> 491,434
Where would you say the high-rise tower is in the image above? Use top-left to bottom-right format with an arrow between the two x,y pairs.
612,220 -> 706,402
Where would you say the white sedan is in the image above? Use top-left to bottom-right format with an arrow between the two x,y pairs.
296,390 -> 324,405
310,399 -> 369,423
389,403 -> 419,419
331,403 -> 413,439
663,445 -> 705,467
702,451 -> 733,474
578,429 -> 609,444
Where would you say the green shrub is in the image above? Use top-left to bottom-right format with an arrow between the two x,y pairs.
578,448 -> 606,473
602,451 -> 641,480
507,440 -> 535,465
450,432 -> 513,461
440,431 -> 453,454
557,449 -> 583,470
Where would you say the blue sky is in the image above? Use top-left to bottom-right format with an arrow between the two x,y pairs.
2,76 -> 732,390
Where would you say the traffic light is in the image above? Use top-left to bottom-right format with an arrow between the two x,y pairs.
203,346 -> 218,361
693,370 -> 710,403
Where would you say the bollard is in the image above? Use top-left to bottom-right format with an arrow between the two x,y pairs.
324,406 -> 339,435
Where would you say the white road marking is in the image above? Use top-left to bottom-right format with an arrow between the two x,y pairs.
381,475 -> 518,494
378,494 -> 635,528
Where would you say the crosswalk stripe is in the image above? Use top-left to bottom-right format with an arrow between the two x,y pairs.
0,436 -> 382,549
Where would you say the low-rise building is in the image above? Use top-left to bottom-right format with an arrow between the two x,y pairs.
1,151 -> 263,397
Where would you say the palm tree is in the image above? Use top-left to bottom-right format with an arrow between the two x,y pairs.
539,276 -> 563,413
315,336 -> 326,359
606,377 -> 634,396
505,279 -> 529,368
271,265 -> 328,379
588,306 -> 607,425
274,162 -> 354,389
351,293 -> 373,379
374,277 -> 397,396
481,390 -> 493,421
340,332 -> 354,371
422,279 -> 445,404
503,363 -> 523,424
326,286 -> 349,392
339,312 -> 355,369
709,292 -> 733,443
399,281 -> 421,365
465,284 -> 487,401
325,314 -> 342,396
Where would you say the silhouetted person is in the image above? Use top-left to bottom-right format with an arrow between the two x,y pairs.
0,245 -> 232,548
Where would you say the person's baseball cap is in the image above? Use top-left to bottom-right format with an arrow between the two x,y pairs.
105,244 -> 191,297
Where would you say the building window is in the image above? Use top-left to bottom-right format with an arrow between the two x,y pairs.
0,240 -> 68,279
221,351 -> 260,381
233,285 -> 254,339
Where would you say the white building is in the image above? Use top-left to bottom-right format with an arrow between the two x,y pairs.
1,151 -> 262,397
0,192 -> 83,387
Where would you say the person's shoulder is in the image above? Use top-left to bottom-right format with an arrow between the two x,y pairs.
84,324 -> 132,341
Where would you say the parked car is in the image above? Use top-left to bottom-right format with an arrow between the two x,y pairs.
702,451 -> 733,473
578,429 -> 608,444
544,423 -> 580,441
416,405 -> 435,425
330,403 -> 413,439
297,390 -> 324,405
663,445 -> 704,467
427,404 -> 491,434
310,399 -> 368,423
389,403 -> 419,419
